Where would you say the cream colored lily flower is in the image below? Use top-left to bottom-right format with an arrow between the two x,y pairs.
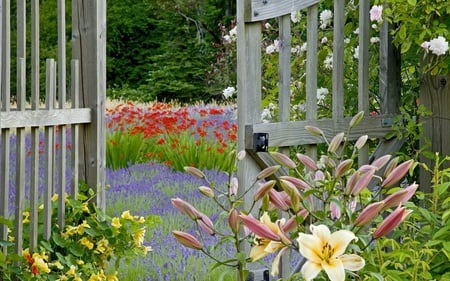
249,212 -> 291,262
297,224 -> 365,281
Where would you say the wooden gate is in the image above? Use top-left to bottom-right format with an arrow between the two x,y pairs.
236,0 -> 401,278
0,0 -> 106,256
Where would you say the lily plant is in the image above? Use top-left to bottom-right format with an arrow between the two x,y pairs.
172,111 -> 417,281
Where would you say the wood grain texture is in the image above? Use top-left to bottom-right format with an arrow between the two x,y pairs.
245,0 -> 319,22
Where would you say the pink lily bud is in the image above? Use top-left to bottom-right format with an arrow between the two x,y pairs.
354,135 -> 368,150
270,152 -> 297,169
351,168 -> 376,196
284,209 -> 309,232
382,159 -> 414,188
280,179 -> 301,198
198,186 -> 215,198
296,153 -> 318,171
279,176 -> 310,190
239,214 -> 280,241
354,201 -> 384,226
197,212 -> 215,235
383,156 -> 400,178
345,172 -> 359,195
237,150 -> 246,160
172,230 -> 203,249
230,177 -> 238,195
328,132 -> 345,153
254,180 -> 276,201
383,183 -> 418,210
371,154 -> 392,170
268,189 -> 290,211
330,200 -> 341,220
335,159 -> 354,178
373,206 -> 412,239
184,166 -> 206,179
171,198 -> 200,220
349,111 -> 365,129
305,125 -> 324,136
276,220 -> 292,245
257,165 -> 281,180
358,164 -> 378,173
228,209 -> 240,234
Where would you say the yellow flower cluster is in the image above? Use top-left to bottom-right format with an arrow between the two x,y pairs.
87,270 -> 119,281
62,220 -> 91,238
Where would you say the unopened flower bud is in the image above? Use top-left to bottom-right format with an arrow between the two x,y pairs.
373,207 -> 412,239
239,214 -> 280,241
237,150 -> 246,161
197,212 -> 215,235
328,132 -> 345,153
382,159 -> 414,188
383,183 -> 418,210
254,180 -> 276,201
305,125 -> 324,136
171,198 -> 200,220
198,186 -> 215,198
228,209 -> 240,234
354,201 -> 384,226
279,176 -> 310,190
172,230 -> 203,249
270,152 -> 297,169
371,154 -> 392,170
184,166 -> 206,179
257,165 -> 281,180
296,153 -> 318,171
268,189 -> 290,211
349,111 -> 364,129
335,159 -> 354,178
383,156 -> 400,178
350,168 -> 376,195
355,135 -> 368,150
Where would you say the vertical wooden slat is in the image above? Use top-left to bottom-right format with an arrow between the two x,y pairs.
29,0 -> 40,251
0,0 -> 10,254
71,59 -> 80,198
72,0 -> 106,209
278,13 -> 292,278
332,0 -> 345,119
305,4 -> 319,162
358,0 -> 370,165
57,0 -> 66,230
43,59 -> 56,240
14,58 -> 26,255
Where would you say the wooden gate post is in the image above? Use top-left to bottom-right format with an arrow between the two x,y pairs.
72,0 -> 107,210
419,73 -> 450,193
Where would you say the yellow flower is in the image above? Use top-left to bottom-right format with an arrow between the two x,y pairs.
248,212 -> 290,262
51,261 -> 64,270
297,224 -> 365,281
111,217 -> 121,228
137,216 -> 146,223
57,274 -> 69,281
88,270 -> 106,281
82,202 -> 90,212
76,259 -> 84,265
33,256 -> 51,273
52,194 -> 59,202
95,238 -> 109,254
23,211 -> 30,223
66,265 -> 76,276
62,226 -> 78,238
80,237 -> 94,250
133,228 -> 146,246
121,210 -> 134,220
73,276 -> 82,281
77,220 -> 91,235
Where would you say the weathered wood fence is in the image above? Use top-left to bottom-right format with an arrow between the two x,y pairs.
236,0 -> 401,279
0,0 -> 106,256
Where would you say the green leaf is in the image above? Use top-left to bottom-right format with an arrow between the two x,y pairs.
52,233 -> 68,247
69,243 -> 85,257
407,0 -> 416,6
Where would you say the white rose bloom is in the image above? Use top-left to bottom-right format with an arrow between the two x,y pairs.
353,45 -> 359,59
319,9 -> 333,29
291,10 -> 302,23
222,86 -> 236,99
317,88 -> 329,101
370,37 -> 380,44
324,54 -> 333,70
428,36 -> 449,56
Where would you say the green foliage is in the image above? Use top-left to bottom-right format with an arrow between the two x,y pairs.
107,0 -> 235,103
360,153 -> 450,281
0,188 -> 160,280
106,130 -> 146,170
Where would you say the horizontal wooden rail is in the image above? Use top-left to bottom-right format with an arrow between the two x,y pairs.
0,108 -> 91,128
245,115 -> 395,149
244,0 -> 319,22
